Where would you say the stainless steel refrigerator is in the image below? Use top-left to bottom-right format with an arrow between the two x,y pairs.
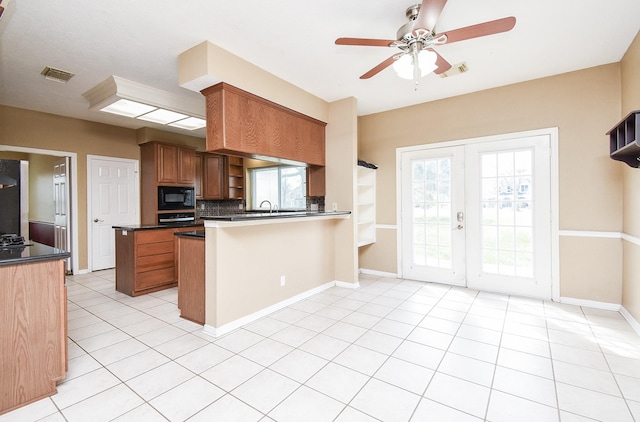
0,159 -> 29,237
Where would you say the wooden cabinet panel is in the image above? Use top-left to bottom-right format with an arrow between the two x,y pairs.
1,259 -> 66,414
202,83 -> 326,166
138,241 -> 173,257
115,226 -> 195,296
137,251 -> 173,272
176,236 -> 205,324
307,165 -> 326,197
157,143 -> 178,184
203,153 -> 224,199
137,267 -> 176,290
195,153 -> 203,199
178,147 -> 196,185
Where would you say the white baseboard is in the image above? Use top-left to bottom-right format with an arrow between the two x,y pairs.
559,296 -> 621,311
620,307 -> 640,337
202,280 -> 344,338
359,268 -> 399,278
335,280 -> 360,289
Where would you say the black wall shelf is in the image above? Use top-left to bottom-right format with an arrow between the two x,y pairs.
608,110 -> 640,168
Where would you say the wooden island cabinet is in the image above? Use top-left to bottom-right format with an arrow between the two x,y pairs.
0,246 -> 69,415
115,225 -> 197,296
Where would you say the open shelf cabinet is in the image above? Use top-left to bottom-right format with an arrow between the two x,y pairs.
608,110 -> 640,168
357,165 -> 376,247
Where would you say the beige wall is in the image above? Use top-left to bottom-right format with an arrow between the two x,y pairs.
28,154 -> 60,223
621,32 -> 640,320
205,219 -> 339,328
326,97 -> 359,284
358,63 -> 624,302
0,106 -> 141,269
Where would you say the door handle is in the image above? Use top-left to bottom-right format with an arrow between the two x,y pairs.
93,218 -> 104,223
457,224 -> 463,230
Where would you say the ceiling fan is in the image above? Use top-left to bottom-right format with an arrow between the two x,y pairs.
335,0 -> 516,83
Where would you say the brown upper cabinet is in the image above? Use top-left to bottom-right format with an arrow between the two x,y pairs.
201,83 -> 326,166
142,141 -> 196,186
140,141 -> 197,224
195,153 -> 244,200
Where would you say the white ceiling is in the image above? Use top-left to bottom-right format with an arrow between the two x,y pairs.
1,0 -> 639,139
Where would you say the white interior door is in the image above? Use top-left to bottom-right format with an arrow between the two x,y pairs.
401,134 -> 552,299
89,156 -> 139,271
53,158 -> 71,272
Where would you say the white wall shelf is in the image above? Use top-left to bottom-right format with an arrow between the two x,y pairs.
357,165 -> 376,247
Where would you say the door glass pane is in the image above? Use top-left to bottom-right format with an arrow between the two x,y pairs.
480,149 -> 534,277
411,158 -> 452,269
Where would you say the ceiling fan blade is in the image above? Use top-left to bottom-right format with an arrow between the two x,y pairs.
335,37 -> 399,47
413,0 -> 448,34
435,16 -> 516,44
428,49 -> 452,74
360,54 -> 398,79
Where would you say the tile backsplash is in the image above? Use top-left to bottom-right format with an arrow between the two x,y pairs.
196,197 -> 325,218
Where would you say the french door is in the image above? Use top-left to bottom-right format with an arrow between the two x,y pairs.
400,135 -> 552,298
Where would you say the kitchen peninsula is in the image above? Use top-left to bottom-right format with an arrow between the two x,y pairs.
196,211 -> 351,336
0,242 -> 70,415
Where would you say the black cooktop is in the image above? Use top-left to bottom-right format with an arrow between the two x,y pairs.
0,234 -> 27,248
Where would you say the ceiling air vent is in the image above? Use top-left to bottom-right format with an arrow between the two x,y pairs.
439,62 -> 469,78
40,66 -> 75,83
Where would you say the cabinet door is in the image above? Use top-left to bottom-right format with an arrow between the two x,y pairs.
307,165 -> 326,197
195,153 -> 203,199
157,144 -> 178,184
203,154 -> 224,199
178,147 -> 196,185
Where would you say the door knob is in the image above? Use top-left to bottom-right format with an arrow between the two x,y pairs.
93,218 -> 104,223
457,224 -> 464,230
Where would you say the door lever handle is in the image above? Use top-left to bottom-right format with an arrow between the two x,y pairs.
93,218 -> 104,223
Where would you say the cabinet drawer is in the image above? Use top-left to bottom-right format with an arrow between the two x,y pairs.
137,267 -> 175,290
137,241 -> 173,257
137,229 -> 173,244
137,252 -> 174,273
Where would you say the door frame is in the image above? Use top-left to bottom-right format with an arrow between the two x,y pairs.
396,128 -> 560,301
87,155 -> 140,272
0,145 -> 80,275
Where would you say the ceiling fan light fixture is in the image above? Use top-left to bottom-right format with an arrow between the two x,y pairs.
393,49 -> 437,80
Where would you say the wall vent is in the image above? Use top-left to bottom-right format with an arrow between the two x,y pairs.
40,66 -> 75,83
439,62 -> 469,78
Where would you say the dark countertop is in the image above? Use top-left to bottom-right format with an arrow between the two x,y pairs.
201,210 -> 351,222
112,222 -> 204,231
174,230 -> 205,239
0,242 -> 71,267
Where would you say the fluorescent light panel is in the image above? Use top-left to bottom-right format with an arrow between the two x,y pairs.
101,99 -> 156,117
137,108 -> 189,124
169,117 -> 206,130
100,98 -> 205,130
84,76 -> 206,131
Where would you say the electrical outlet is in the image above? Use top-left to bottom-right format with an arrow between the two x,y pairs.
280,275 -> 286,286
238,203 -> 243,209
332,202 -> 338,211
199,203 -> 205,210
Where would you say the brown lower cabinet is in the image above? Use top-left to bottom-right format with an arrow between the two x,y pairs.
115,226 -> 196,296
175,233 -> 205,325
1,259 -> 67,415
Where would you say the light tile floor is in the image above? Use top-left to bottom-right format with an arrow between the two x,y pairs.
3,270 -> 640,421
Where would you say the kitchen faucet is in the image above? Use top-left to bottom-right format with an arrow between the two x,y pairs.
259,200 -> 272,213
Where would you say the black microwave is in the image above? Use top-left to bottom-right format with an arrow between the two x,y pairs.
158,186 -> 195,210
